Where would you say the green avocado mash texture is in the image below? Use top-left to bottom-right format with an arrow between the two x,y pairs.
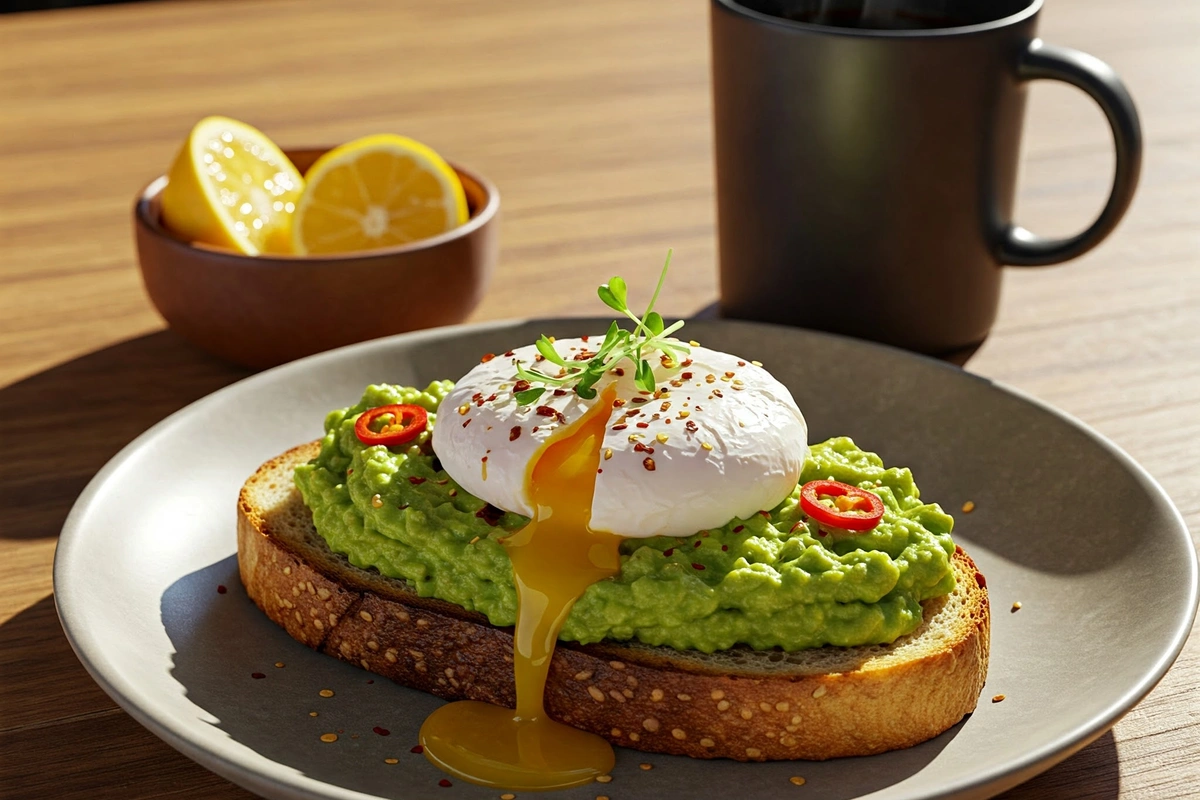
294,383 -> 957,653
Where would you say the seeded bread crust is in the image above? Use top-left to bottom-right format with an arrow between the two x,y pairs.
237,442 -> 990,761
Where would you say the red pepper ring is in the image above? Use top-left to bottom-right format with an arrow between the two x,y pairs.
354,404 -> 428,447
799,479 -> 885,533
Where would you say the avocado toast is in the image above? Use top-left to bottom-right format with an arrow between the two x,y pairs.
238,439 -> 989,762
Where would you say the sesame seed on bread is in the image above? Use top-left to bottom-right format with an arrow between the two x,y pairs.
238,442 -> 990,761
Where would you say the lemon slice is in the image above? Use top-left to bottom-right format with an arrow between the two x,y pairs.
161,116 -> 304,255
291,134 -> 468,255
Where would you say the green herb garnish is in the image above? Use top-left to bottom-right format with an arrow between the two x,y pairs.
513,250 -> 689,403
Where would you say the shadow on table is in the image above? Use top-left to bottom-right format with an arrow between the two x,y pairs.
997,729 -> 1121,799
0,329 -> 251,541
159,556 -> 970,800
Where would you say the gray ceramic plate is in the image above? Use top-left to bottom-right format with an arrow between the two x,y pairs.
55,319 -> 1197,800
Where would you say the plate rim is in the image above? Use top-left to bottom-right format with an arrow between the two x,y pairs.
53,317 -> 1199,800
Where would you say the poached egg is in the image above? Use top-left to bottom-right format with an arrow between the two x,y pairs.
418,336 -> 808,790
434,338 -> 809,536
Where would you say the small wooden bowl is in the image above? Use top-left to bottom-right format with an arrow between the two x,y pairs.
134,148 -> 500,369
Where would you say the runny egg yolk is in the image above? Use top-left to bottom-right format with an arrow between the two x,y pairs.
419,387 -> 621,789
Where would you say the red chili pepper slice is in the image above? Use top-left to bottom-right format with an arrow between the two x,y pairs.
354,404 -> 428,447
799,479 -> 884,532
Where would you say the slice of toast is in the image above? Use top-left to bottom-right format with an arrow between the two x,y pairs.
238,442 -> 990,761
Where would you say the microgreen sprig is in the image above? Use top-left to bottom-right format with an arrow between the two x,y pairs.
512,250 -> 688,404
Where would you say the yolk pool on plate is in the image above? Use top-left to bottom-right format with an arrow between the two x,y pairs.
419,387 -> 620,789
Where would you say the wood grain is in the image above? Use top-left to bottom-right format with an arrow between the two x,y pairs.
0,0 -> 1197,797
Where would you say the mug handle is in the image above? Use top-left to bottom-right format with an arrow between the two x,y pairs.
1000,39 -> 1143,266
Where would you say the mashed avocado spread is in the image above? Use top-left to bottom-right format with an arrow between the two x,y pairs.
294,383 -> 957,653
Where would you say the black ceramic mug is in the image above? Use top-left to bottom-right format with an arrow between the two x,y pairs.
711,0 -> 1142,355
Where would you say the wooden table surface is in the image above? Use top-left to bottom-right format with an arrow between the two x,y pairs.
1,0 -> 1197,797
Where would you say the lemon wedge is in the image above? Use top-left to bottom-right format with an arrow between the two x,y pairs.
291,134 -> 468,255
161,116 -> 304,255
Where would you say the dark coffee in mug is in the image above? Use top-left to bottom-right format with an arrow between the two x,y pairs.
739,0 -> 1020,30
711,0 -> 1142,355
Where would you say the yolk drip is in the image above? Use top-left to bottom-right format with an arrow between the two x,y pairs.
419,387 -> 621,789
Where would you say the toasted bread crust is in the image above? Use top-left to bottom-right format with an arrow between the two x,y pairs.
238,442 -> 989,761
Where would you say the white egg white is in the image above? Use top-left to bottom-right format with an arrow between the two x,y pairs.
433,337 -> 809,539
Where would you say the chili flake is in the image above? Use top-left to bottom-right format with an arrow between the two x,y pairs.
476,505 -> 504,526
